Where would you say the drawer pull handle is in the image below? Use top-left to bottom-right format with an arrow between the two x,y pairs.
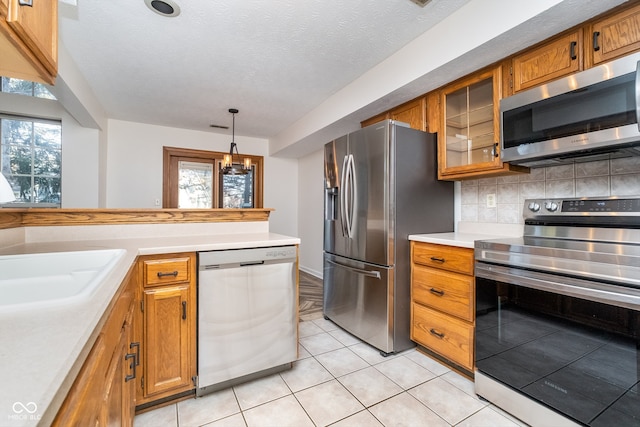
429,288 -> 445,296
18,0 -> 33,6
429,328 -> 445,339
430,257 -> 445,263
157,270 -> 178,278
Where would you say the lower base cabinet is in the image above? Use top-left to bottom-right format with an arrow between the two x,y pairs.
52,265 -> 138,426
136,253 -> 197,406
410,241 -> 475,374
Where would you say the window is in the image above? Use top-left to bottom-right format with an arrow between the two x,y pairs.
0,115 -> 62,206
1,77 -> 56,100
0,77 -> 61,207
163,147 -> 263,209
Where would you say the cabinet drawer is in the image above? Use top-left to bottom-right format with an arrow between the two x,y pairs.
142,257 -> 191,287
411,304 -> 474,371
412,265 -> 474,321
412,242 -> 474,275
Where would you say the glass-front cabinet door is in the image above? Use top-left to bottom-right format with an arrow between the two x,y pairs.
440,67 -> 501,177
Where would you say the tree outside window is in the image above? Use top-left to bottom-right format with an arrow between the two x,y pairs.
1,77 -> 61,207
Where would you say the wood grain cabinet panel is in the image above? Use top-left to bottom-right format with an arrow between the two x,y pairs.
53,267 -> 137,426
412,304 -> 474,371
588,3 -> 640,66
412,242 -> 474,275
0,0 -> 57,84
412,265 -> 474,322
143,285 -> 192,396
137,252 -> 196,406
512,31 -> 582,93
410,241 -> 476,374
142,257 -> 191,287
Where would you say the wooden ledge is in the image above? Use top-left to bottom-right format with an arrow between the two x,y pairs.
0,208 -> 273,230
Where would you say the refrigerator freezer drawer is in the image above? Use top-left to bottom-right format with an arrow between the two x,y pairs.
323,253 -> 392,353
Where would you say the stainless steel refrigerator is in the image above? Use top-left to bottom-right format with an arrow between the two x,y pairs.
323,120 -> 454,355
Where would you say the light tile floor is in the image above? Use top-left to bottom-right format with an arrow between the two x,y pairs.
135,317 -> 528,427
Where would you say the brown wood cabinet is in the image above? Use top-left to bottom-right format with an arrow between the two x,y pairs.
587,2 -> 640,67
0,0 -> 57,84
360,97 -> 426,130
410,241 -> 475,374
436,64 -> 527,180
512,30 -> 583,93
511,3 -> 640,92
52,265 -> 138,426
136,253 -> 197,406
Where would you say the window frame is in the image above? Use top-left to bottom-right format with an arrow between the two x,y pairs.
162,146 -> 264,209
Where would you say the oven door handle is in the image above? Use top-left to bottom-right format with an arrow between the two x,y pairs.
475,262 -> 640,311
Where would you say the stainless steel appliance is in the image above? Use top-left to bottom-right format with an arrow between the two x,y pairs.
196,246 -> 297,396
475,197 -> 640,426
500,52 -> 640,168
323,120 -> 454,355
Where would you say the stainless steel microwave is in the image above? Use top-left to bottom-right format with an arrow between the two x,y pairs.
500,52 -> 640,167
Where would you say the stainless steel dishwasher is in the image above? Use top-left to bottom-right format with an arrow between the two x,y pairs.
196,245 -> 297,396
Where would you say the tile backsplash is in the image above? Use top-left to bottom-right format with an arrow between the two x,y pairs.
460,157 -> 640,224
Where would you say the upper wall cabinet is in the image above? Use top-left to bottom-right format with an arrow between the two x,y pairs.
360,97 -> 426,131
437,64 -> 527,180
0,0 -> 58,84
511,3 -> 640,93
587,2 -> 640,67
512,31 -> 582,93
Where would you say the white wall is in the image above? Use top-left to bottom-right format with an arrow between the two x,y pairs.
0,91 -> 101,208
104,119 -> 298,237
297,148 -> 324,277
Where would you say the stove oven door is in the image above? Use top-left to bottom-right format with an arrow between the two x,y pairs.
474,262 -> 640,427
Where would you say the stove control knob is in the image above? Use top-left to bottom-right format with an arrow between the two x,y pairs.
545,201 -> 559,212
528,202 -> 540,212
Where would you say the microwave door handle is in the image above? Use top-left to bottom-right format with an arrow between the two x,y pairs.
636,59 -> 640,131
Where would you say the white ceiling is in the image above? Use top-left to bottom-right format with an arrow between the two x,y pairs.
58,0 -> 628,155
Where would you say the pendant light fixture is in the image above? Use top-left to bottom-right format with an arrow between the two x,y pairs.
221,108 -> 251,175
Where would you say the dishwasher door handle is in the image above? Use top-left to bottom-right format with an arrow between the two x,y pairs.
326,259 -> 381,279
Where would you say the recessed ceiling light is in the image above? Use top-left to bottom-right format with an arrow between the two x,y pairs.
144,0 -> 180,17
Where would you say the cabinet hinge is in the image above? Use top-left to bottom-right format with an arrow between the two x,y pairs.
141,376 -> 144,390
140,300 -> 144,312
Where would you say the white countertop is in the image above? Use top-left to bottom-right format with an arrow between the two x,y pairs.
408,232 -> 509,249
0,232 -> 300,427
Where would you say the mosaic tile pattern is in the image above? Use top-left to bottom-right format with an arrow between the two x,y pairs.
460,158 -> 640,224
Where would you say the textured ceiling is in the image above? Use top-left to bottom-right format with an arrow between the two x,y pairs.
58,0 -> 629,150
58,0 -> 471,138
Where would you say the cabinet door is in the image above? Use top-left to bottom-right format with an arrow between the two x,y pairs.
6,0 -> 57,73
512,31 -> 582,93
440,67 -> 501,175
361,111 -> 388,128
390,97 -> 426,131
143,285 -> 192,396
589,3 -> 640,66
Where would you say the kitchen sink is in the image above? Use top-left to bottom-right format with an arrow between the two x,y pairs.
0,249 -> 126,312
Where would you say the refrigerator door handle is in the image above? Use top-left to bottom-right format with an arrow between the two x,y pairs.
346,154 -> 357,238
339,155 -> 349,237
326,258 -> 381,279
